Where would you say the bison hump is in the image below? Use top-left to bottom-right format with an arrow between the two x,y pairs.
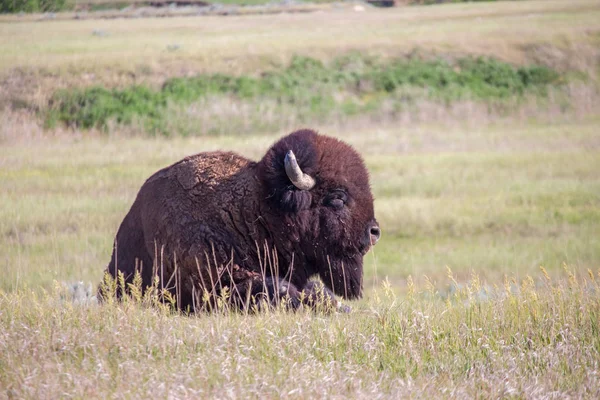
170,152 -> 253,191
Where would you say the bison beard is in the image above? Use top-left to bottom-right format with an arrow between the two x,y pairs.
102,129 -> 380,312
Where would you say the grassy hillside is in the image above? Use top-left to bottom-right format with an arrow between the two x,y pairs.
2,0 -> 597,137
44,55 -> 561,135
1,0 -> 598,80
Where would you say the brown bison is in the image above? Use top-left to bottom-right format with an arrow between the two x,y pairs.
102,129 -> 380,311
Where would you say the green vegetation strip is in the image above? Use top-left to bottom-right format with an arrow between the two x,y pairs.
46,55 -> 560,135
1,0 -> 72,13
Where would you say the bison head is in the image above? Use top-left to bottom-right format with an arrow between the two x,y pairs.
259,129 -> 380,299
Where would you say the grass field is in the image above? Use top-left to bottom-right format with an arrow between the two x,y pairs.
1,119 -> 599,292
2,273 -> 599,397
1,0 -> 600,397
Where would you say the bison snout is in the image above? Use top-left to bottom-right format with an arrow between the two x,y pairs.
369,223 -> 381,246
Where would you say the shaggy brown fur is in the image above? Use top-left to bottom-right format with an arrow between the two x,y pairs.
103,129 -> 380,311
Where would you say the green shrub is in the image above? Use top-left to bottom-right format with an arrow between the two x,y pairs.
46,54 -> 561,135
0,0 -> 72,13
370,57 -> 559,99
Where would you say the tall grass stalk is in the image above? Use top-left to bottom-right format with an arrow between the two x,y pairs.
1,270 -> 598,397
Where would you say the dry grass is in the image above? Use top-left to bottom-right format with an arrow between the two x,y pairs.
1,270 -> 599,398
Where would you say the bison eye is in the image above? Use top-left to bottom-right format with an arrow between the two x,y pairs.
329,198 -> 345,210
325,191 -> 347,210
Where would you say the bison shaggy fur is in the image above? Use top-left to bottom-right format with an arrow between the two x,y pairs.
102,129 -> 380,311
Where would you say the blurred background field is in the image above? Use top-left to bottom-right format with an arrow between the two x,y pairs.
1,0 -> 600,397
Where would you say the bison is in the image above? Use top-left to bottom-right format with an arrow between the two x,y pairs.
102,129 -> 380,311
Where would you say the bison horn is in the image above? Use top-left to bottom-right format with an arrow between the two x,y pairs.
284,150 -> 315,190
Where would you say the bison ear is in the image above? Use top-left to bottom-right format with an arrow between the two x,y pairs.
259,130 -> 319,212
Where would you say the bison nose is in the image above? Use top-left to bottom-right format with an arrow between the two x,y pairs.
369,224 -> 381,245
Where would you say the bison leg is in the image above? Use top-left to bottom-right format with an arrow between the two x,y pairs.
231,278 -> 351,313
232,276 -> 302,311
99,210 -> 154,301
300,281 -> 352,313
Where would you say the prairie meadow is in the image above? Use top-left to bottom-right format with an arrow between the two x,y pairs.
1,0 -> 599,397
